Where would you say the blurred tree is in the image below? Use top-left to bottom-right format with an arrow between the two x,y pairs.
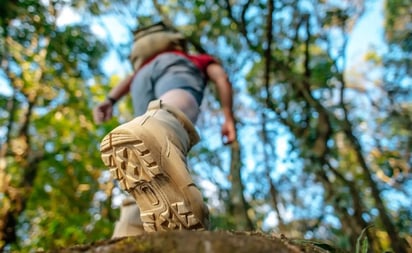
0,0 -> 117,251
178,0 -> 411,252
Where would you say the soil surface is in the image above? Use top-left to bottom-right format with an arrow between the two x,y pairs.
54,230 -> 338,253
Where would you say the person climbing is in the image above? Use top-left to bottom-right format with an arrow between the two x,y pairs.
93,22 -> 236,236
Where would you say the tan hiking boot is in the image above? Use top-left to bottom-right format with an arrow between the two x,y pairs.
100,100 -> 209,232
112,197 -> 145,238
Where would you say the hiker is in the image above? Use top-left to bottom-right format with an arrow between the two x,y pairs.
93,23 -> 236,236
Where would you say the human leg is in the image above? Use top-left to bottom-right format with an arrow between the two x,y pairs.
159,89 -> 200,123
105,53 -> 208,233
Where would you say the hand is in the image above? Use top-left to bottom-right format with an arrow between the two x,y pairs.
93,100 -> 113,124
221,118 -> 236,145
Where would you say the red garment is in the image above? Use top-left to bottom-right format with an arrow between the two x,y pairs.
140,50 -> 217,76
170,50 -> 217,75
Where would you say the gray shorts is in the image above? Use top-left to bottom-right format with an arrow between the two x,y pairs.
130,53 -> 207,116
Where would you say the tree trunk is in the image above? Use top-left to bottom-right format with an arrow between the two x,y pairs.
344,129 -> 409,253
228,140 -> 254,231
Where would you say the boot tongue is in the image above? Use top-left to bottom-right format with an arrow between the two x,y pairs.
148,100 -> 200,148
152,109 -> 194,154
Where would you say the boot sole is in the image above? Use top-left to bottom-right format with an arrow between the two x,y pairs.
100,131 -> 205,232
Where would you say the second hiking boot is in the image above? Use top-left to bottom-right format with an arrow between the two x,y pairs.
112,197 -> 145,238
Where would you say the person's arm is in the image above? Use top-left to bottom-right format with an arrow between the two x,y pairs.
107,74 -> 134,102
93,74 -> 134,124
206,62 -> 237,144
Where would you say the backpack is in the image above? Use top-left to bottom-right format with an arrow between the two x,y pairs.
129,22 -> 187,70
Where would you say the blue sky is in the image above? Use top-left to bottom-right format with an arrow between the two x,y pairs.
347,0 -> 386,63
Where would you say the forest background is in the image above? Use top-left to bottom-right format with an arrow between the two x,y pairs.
0,0 -> 411,252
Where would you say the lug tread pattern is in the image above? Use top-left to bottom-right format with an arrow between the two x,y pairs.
100,132 -> 204,232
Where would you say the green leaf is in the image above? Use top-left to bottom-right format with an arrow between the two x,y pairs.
356,225 -> 373,253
